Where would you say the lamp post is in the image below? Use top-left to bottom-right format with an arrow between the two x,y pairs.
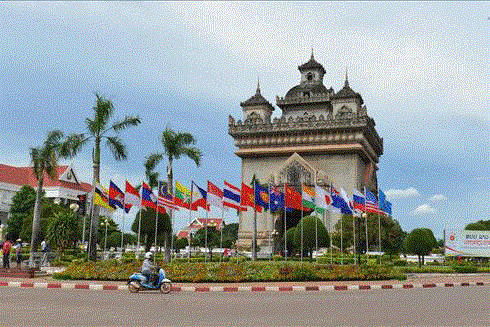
100,217 -> 109,259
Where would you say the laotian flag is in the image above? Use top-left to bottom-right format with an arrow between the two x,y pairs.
141,182 -> 157,209
109,180 -> 129,213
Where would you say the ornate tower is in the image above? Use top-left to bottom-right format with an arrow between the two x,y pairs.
228,54 -> 383,251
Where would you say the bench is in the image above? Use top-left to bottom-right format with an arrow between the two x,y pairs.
21,252 -> 57,268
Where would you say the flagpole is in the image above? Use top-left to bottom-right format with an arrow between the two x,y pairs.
205,199 -> 208,264
188,182 -> 194,263
137,208 -> 142,259
364,187 -> 368,256
121,182 -> 126,251
328,184 -> 333,265
252,180 -> 257,262
353,203 -> 357,266
377,188 -> 381,264
268,182 -> 272,262
220,205 -> 224,263
154,182 -> 160,252
284,184 -> 287,262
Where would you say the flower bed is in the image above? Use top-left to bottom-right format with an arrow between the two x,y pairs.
53,260 -> 406,282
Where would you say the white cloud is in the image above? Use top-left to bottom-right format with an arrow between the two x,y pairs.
412,204 -> 437,216
385,187 -> 420,200
429,194 -> 447,202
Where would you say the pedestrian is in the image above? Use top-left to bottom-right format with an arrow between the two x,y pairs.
2,237 -> 12,269
13,239 -> 22,269
41,240 -> 48,266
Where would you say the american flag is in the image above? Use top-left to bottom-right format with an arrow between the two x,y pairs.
365,189 -> 382,214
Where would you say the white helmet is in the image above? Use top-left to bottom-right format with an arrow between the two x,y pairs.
144,252 -> 153,259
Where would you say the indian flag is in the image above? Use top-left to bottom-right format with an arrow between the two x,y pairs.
302,185 -> 316,210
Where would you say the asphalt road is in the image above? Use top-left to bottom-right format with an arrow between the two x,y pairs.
0,286 -> 489,326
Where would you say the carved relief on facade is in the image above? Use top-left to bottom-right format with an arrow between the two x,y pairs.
275,153 -> 315,189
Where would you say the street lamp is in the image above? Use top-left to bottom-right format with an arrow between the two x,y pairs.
100,217 -> 110,258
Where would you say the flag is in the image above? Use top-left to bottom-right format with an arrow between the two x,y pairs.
109,180 -> 129,213
352,189 -> 365,215
331,187 -> 352,215
223,181 -> 244,211
365,189 -> 382,214
254,181 -> 269,210
378,189 -> 392,216
94,182 -> 115,211
284,184 -> 303,210
302,185 -> 316,210
175,181 -> 192,210
270,186 -> 284,212
241,182 -> 262,212
124,181 -> 140,212
192,182 -> 209,211
207,181 -> 223,209
314,185 -> 328,214
141,182 -> 157,209
340,188 -> 354,215
158,184 -> 179,211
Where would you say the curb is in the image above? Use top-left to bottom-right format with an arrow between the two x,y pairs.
0,281 -> 487,292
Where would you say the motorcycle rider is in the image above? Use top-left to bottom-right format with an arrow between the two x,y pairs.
141,252 -> 156,285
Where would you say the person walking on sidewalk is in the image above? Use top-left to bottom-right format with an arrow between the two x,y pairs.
2,237 -> 12,269
13,239 -> 22,269
40,240 -> 48,266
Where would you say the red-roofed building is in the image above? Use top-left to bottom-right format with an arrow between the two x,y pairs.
0,163 -> 91,224
177,218 -> 223,239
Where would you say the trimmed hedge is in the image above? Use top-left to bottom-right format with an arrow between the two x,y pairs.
53,260 -> 406,282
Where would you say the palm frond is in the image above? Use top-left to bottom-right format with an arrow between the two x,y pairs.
112,115 -> 141,132
176,132 -> 196,147
181,147 -> 202,166
44,130 -> 64,149
92,94 -> 114,135
105,136 -> 127,161
144,153 -> 164,172
29,147 -> 44,182
60,133 -> 89,158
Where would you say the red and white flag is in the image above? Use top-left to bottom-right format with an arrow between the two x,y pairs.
124,181 -> 141,211
207,181 -> 223,209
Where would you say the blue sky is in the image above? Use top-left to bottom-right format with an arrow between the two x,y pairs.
1,2 -> 489,239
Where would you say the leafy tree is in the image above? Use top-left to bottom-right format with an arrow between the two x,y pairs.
61,94 -> 141,260
284,227 -> 297,257
6,186 -> 36,241
221,223 -> 239,248
21,201 -> 66,245
144,127 -> 202,262
191,226 -> 221,258
465,220 -> 490,231
293,215 -> 329,258
28,130 -> 64,267
46,208 -> 79,255
131,207 -> 171,252
173,237 -> 188,252
403,228 -> 437,268
332,213 -> 405,255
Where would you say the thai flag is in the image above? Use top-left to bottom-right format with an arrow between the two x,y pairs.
141,182 -> 157,209
223,181 -> 244,211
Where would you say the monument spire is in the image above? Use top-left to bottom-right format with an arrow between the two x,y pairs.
256,76 -> 261,95
344,67 -> 349,87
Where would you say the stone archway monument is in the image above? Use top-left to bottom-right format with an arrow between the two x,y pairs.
228,53 -> 384,251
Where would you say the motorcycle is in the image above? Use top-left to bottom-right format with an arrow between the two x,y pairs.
128,267 -> 172,294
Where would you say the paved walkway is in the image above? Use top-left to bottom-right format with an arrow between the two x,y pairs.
0,273 -> 489,292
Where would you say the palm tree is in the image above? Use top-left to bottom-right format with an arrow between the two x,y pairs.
145,127 -> 202,262
62,94 -> 141,260
29,130 -> 64,268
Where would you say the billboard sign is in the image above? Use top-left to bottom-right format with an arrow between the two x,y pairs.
445,230 -> 490,257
